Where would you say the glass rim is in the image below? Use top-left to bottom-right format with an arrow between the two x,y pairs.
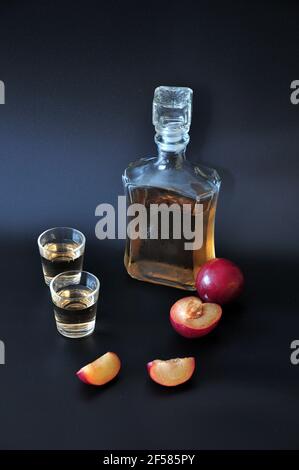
37,227 -> 86,252
50,270 -> 100,300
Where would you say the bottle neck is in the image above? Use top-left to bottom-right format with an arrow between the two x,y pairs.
155,132 -> 189,162
157,146 -> 186,162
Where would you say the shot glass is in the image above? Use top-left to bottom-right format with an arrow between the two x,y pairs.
50,270 -> 100,338
38,227 -> 85,285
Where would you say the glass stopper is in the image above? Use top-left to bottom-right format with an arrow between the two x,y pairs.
152,86 -> 193,136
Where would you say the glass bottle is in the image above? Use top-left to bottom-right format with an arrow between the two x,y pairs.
122,86 -> 221,290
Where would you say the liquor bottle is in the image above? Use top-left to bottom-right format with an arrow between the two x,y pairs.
123,86 -> 220,290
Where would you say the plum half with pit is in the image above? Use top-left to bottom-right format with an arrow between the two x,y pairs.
170,296 -> 222,338
196,258 -> 244,305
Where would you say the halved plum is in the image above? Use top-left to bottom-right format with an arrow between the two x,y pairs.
170,296 -> 222,338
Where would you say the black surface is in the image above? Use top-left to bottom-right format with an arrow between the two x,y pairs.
0,0 -> 299,450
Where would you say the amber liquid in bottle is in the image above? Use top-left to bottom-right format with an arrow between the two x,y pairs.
124,186 -> 217,290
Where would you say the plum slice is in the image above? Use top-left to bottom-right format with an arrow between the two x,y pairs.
147,357 -> 195,386
76,352 -> 121,386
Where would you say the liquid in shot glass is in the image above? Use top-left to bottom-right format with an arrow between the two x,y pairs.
38,227 -> 85,285
50,270 -> 100,338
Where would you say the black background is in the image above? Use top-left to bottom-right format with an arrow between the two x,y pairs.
0,0 -> 298,450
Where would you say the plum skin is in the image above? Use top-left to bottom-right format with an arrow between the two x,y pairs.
196,258 -> 244,305
170,315 -> 221,338
76,370 -> 90,384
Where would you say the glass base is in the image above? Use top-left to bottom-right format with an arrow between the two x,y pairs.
45,271 -> 82,286
56,320 -> 95,338
44,275 -> 52,286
